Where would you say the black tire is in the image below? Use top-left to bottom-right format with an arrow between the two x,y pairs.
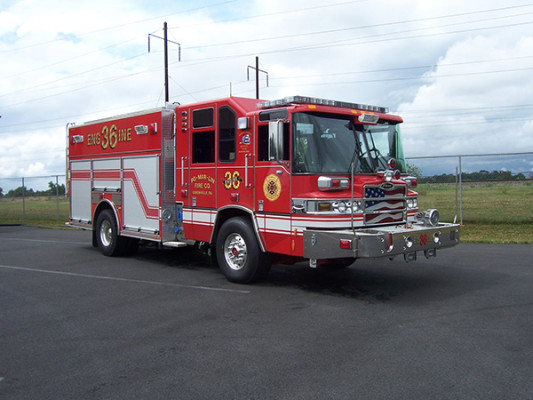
95,209 -> 126,257
216,217 -> 271,283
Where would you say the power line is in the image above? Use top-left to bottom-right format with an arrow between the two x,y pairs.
6,21 -> 531,105
403,117 -> 533,129
399,104 -> 533,116
168,18 -> 533,66
3,4 -> 532,107
2,57 -> 532,118
258,18 -> 533,59
7,1 -> 529,88
269,54 -> 533,81
0,1 -> 371,92
0,51 -> 149,100
2,3 -> 533,132
1,60 -> 532,131
169,0 -> 370,31
266,66 -> 533,89
0,0 -> 240,55
182,3 -> 533,50
0,64 -> 160,111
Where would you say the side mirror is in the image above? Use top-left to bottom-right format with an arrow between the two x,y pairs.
268,120 -> 284,161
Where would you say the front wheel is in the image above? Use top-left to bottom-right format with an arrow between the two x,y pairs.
216,217 -> 271,283
95,209 -> 126,256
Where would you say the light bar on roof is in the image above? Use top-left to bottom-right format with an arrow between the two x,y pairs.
259,95 -> 389,113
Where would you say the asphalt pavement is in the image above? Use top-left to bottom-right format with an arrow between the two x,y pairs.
0,226 -> 532,399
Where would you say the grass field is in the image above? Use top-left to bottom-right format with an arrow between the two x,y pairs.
417,181 -> 533,244
0,197 -> 70,228
1,182 -> 532,243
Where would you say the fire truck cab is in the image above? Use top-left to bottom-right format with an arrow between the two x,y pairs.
67,95 -> 459,283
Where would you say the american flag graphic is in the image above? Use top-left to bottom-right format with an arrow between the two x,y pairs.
364,185 -> 406,225
364,185 -> 405,199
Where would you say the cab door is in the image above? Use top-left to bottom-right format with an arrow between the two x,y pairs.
216,105 -> 254,213
186,105 -> 217,242
254,119 -> 292,254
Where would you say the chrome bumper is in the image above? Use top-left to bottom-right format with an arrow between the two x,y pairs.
303,222 -> 460,261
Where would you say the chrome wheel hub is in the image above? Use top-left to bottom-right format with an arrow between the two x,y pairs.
100,219 -> 112,247
224,233 -> 247,270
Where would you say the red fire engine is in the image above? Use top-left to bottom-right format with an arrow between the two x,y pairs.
67,95 -> 459,283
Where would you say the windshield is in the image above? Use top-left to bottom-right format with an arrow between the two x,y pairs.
292,112 -> 406,174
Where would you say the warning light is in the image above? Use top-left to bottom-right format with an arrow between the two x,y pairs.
339,239 -> 352,249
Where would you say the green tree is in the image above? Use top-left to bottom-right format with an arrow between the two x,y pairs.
406,162 -> 422,177
7,186 -> 35,197
46,181 -> 66,196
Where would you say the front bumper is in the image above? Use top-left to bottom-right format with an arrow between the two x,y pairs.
303,222 -> 460,261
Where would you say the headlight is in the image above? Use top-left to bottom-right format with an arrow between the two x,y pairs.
407,197 -> 418,210
352,200 -> 364,213
304,199 -> 364,214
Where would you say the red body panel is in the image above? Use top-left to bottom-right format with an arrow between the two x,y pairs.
67,96 -> 414,260
69,110 -> 163,158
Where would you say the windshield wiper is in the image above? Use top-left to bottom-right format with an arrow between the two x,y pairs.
369,146 -> 389,171
348,122 -> 363,173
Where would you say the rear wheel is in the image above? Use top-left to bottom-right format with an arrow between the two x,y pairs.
216,217 -> 271,283
95,209 -> 126,256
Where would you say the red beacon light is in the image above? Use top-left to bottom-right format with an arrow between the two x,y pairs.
382,159 -> 401,182
405,176 -> 418,188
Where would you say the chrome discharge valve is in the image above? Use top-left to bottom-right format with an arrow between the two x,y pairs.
416,209 -> 440,227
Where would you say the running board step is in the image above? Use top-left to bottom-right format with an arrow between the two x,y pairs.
162,241 -> 189,248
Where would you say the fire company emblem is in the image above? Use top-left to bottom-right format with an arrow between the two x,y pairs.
263,174 -> 281,201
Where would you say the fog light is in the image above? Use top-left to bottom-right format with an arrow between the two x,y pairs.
433,232 -> 440,244
404,236 -> 413,248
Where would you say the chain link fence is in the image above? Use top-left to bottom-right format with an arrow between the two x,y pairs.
1,153 -> 532,226
406,152 -> 533,225
0,175 -> 67,225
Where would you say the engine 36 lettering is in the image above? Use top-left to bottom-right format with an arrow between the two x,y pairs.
87,124 -> 132,150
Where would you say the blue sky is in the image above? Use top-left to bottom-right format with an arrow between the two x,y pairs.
1,0 -> 533,190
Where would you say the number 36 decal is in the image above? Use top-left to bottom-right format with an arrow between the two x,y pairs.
223,171 -> 242,190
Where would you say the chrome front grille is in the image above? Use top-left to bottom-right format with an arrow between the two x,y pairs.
364,184 -> 406,226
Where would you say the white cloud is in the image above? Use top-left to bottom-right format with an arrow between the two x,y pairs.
398,33 -> 533,161
1,0 -> 533,183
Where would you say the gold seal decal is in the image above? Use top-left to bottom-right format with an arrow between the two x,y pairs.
263,174 -> 281,201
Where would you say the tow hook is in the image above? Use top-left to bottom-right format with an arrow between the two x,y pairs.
404,252 -> 417,262
424,248 -> 437,259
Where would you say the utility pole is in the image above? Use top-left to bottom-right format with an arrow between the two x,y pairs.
247,56 -> 269,99
148,22 -> 181,103
164,22 -> 169,103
